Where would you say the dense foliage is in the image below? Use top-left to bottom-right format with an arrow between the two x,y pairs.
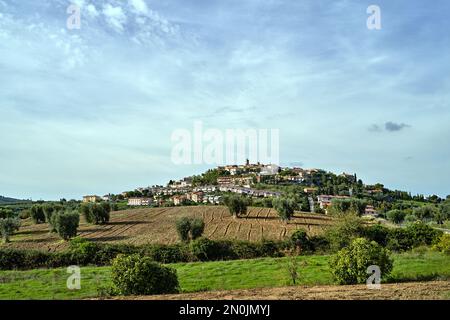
0,218 -> 21,243
111,254 -> 179,295
330,238 -> 393,285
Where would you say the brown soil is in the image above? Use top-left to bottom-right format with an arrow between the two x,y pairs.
119,281 -> 450,300
5,206 -> 333,251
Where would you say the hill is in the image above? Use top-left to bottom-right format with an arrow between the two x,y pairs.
6,206 -> 333,251
0,195 -> 24,204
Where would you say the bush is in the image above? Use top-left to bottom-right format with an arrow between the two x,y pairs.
111,254 -> 179,295
53,211 -> 80,240
432,234 -> 450,254
290,229 -> 311,252
413,205 -> 437,221
0,208 -> 14,219
328,198 -> 368,216
142,244 -> 190,264
325,213 -> 364,252
30,205 -> 45,224
330,238 -> 393,285
387,222 -> 442,252
0,218 -> 21,243
362,224 -> 390,246
190,237 -> 218,261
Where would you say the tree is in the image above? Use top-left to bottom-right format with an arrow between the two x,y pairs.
79,203 -> 110,225
328,198 -> 368,216
190,218 -> 205,240
330,238 -> 393,285
437,200 -> 450,224
0,218 -> 21,243
223,195 -> 248,218
386,210 -> 406,224
30,205 -> 45,224
272,198 -> 295,222
53,211 -> 80,240
413,205 -> 437,221
175,217 -> 191,242
111,254 -> 179,295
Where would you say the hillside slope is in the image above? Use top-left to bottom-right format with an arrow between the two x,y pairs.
6,206 -> 333,251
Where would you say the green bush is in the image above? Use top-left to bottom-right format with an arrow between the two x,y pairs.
325,213 -> 364,252
432,234 -> 450,254
30,205 -> 45,224
0,208 -> 15,219
330,238 -> 393,285
111,254 -> 179,295
53,211 -> 80,240
290,229 -> 311,252
190,237 -> 218,261
405,221 -> 442,246
142,244 -> 190,264
386,210 -> 406,224
0,218 -> 21,243
362,224 -> 390,246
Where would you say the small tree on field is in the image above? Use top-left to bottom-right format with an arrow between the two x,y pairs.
413,205 -> 437,222
80,203 -> 110,225
273,197 -> 295,222
290,229 -> 311,253
0,218 -> 21,243
330,237 -> 393,285
190,218 -> 205,240
224,195 -> 247,218
30,205 -> 45,224
0,208 -> 14,219
176,217 -> 191,242
53,211 -> 80,240
386,210 -> 406,224
175,217 -> 205,242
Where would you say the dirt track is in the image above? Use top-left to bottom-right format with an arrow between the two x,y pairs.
7,206 -> 333,251
122,281 -> 450,300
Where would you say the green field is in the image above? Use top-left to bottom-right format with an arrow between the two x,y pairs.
0,251 -> 449,300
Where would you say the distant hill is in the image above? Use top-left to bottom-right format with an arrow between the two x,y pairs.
0,195 -> 26,204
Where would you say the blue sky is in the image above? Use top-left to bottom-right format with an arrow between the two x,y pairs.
0,0 -> 449,200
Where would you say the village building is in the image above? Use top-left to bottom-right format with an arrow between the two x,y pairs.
128,198 -> 152,206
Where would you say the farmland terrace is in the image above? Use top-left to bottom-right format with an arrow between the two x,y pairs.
5,206 -> 333,252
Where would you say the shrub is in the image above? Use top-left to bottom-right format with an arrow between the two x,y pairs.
308,235 -> 330,253
142,244 -> 190,264
325,213 -> 364,252
53,211 -> 80,240
190,218 -> 205,240
111,254 -> 179,295
30,205 -> 45,224
328,198 -> 368,216
386,228 -> 412,252
290,229 -> 311,252
362,224 -> 390,246
405,221 -> 442,246
175,217 -> 191,242
330,238 -> 393,285
0,218 -> 21,243
432,234 -> 450,254
272,198 -> 295,222
0,208 -> 14,219
190,237 -> 218,261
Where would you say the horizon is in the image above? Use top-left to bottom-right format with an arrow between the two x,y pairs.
1,0 -> 449,200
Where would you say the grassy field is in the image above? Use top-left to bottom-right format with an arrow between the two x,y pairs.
4,206 -> 332,251
0,251 -> 448,300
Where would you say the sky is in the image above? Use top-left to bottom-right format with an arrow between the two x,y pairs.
0,0 -> 449,200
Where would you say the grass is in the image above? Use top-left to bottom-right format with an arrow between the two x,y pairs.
0,251 -> 448,300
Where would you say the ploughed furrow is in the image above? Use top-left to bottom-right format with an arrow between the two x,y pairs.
223,221 -> 233,237
247,223 -> 253,241
265,208 -> 271,221
208,224 -> 220,238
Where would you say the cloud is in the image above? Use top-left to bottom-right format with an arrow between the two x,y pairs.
368,122 -> 411,133
385,121 -> 411,132
129,0 -> 148,15
102,4 -> 127,33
